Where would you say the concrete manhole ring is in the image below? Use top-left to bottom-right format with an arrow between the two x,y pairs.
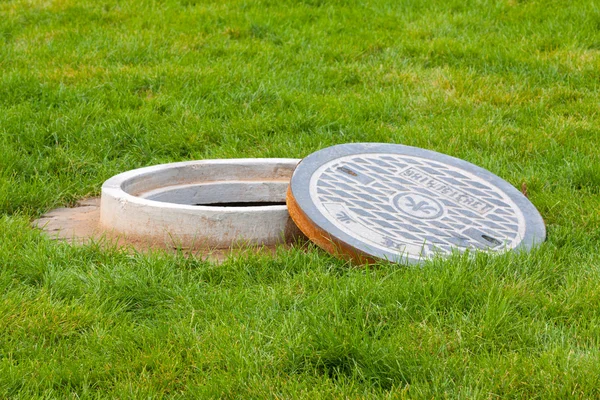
100,158 -> 302,248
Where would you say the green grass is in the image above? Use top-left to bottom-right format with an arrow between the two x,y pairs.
1,0 -> 600,397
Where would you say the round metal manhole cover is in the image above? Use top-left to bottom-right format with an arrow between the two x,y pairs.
287,143 -> 546,264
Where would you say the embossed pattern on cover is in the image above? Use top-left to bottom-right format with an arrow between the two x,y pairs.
288,143 -> 546,264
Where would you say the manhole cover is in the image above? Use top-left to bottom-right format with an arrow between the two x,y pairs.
287,143 -> 546,264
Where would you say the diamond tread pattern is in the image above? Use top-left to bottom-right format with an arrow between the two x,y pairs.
313,154 -> 523,256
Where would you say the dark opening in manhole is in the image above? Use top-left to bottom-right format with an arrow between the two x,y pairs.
194,201 -> 287,207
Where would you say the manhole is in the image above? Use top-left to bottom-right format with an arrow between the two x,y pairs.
287,143 -> 546,264
97,158 -> 302,248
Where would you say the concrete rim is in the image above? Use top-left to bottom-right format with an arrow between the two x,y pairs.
100,158 -> 301,248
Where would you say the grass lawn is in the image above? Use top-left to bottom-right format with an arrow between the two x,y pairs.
2,0 -> 600,397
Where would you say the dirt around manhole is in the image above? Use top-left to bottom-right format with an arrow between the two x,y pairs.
32,198 -> 285,262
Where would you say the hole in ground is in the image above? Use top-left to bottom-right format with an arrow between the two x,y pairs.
194,201 -> 287,207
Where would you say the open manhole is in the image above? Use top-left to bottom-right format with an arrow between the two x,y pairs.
100,158 -> 302,248
34,144 -> 546,264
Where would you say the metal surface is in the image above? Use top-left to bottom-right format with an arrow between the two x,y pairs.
289,143 -> 546,264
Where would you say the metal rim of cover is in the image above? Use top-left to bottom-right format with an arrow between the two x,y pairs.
287,143 -> 546,264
